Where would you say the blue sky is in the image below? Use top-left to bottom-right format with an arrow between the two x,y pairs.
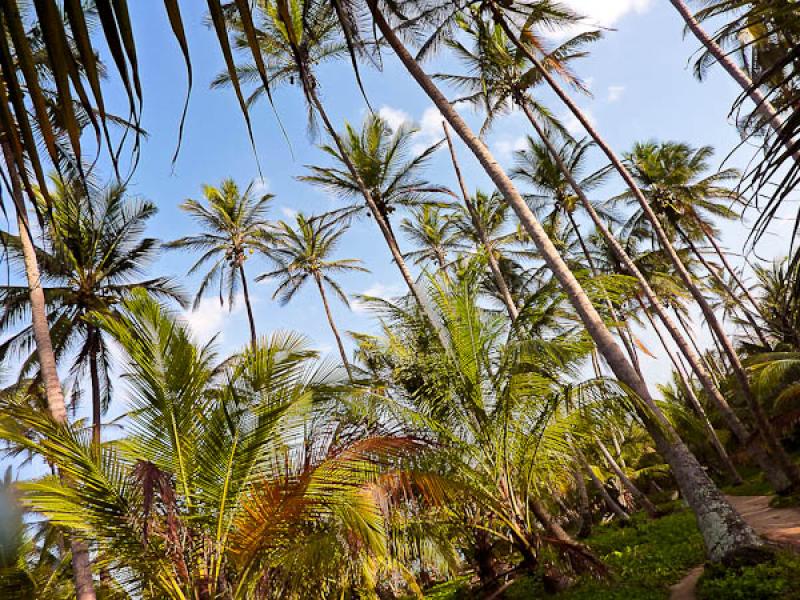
2,0 -> 792,407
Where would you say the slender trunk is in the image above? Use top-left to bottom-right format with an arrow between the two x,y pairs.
238,263 -> 258,349
596,439 -> 659,517
301,77 -> 447,347
679,228 -> 769,348
314,273 -> 354,382
573,467 -> 592,538
89,327 -> 102,450
642,301 -> 743,484
442,122 -> 519,322
368,1 -> 763,560
702,227 -> 764,321
519,86 -> 791,493
2,144 -> 96,599
668,0 -> 800,162
576,447 -> 630,521
530,498 -> 571,543
498,8 -> 800,491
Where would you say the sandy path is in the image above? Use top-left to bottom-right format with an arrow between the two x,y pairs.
669,495 -> 800,600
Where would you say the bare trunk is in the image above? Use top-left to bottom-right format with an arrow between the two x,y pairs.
596,439 -> 659,517
576,446 -> 630,521
442,122 -> 519,322
238,263 -> 258,349
314,273 -> 354,382
2,143 -> 96,599
368,3 -> 763,560
89,327 -> 102,450
574,467 -> 592,538
517,75 -> 791,493
642,301 -> 743,484
668,0 -> 800,161
530,498 -> 572,543
496,9 -> 800,492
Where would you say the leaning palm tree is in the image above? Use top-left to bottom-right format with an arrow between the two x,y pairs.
258,212 -> 367,380
166,178 -> 273,348
0,177 -> 184,447
362,0 -> 764,561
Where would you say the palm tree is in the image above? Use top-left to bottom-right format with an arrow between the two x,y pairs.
258,212 -> 367,380
167,178 -> 273,348
364,1 -> 763,561
0,178 -> 184,447
400,205 -> 461,271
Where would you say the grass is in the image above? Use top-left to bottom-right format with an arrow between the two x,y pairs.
697,551 -> 800,599
422,508 -> 706,599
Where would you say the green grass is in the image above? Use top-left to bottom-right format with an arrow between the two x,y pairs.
423,509 -> 706,599
697,551 -> 800,599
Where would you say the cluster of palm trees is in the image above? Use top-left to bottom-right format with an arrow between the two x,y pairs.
1,0 -> 799,598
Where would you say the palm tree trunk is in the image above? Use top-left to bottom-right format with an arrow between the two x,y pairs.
574,467 -> 592,538
642,300 -> 743,484
2,144 -> 97,600
517,92 -> 791,493
238,263 -> 258,349
367,1 -> 763,561
678,228 -> 769,348
88,326 -> 102,449
576,446 -> 630,521
442,122 -> 519,322
596,439 -> 659,517
668,0 -> 800,162
313,273 -> 354,381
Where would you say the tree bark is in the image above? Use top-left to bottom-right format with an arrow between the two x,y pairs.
596,439 -> 660,517
367,2 -> 764,561
642,300 -> 743,484
3,144 -> 97,599
576,446 -> 630,521
495,8 -> 800,492
89,326 -> 102,450
517,80 -> 791,494
238,263 -> 258,349
668,0 -> 800,162
442,122 -> 519,322
314,272 -> 354,382
573,467 -> 592,538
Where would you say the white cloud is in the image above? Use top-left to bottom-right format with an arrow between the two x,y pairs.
183,294 -> 244,344
378,106 -> 412,132
352,282 -> 405,313
280,206 -> 298,219
607,85 -> 625,102
548,0 -> 654,37
492,135 -> 528,162
562,108 -> 596,135
250,177 -> 270,197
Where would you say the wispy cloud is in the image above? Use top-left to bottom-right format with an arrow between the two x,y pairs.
351,281 -> 405,313
607,85 -> 625,102
183,294 -> 244,344
249,177 -> 270,197
377,105 -> 445,155
492,135 -> 528,162
547,0 -> 654,37
563,108 -> 597,135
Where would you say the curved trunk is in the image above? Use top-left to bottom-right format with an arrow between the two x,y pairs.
442,122 -> 519,322
576,446 -> 630,521
518,89 -> 791,493
367,2 -> 763,561
642,300 -> 743,484
596,439 -> 660,517
3,144 -> 97,600
238,263 -> 258,349
668,0 -> 800,162
498,8 -> 800,491
314,272 -> 354,382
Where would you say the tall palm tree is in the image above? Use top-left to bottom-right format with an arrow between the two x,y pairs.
167,178 -> 273,348
0,177 -> 184,447
258,212 -> 367,380
363,1 -> 763,561
400,205 -> 461,271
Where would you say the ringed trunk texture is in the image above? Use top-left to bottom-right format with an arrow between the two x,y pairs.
367,3 -> 763,561
518,78 -> 791,493
314,273 -> 354,381
3,145 -> 97,599
668,0 -> 800,162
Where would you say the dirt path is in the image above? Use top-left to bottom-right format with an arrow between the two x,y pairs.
669,495 -> 800,600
